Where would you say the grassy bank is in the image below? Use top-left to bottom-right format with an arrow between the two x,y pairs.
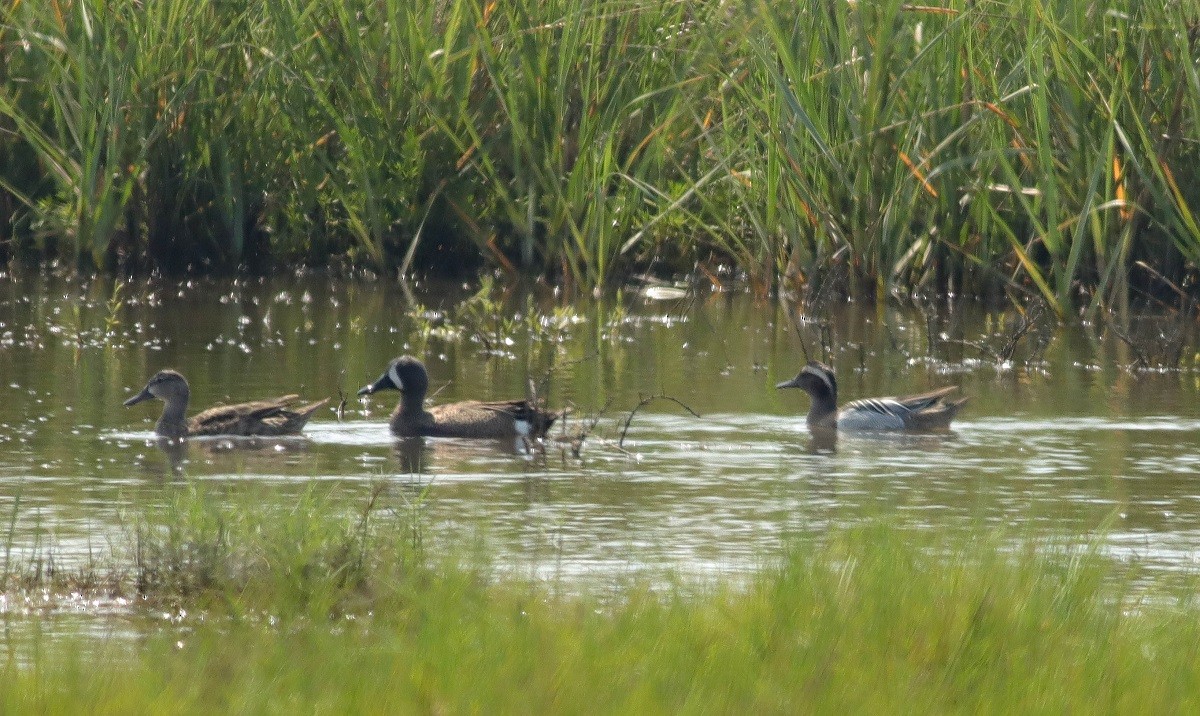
1,1 -> 1199,308
4,485 -> 1200,711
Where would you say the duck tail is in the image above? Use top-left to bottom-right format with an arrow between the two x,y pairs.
283,397 -> 330,433
295,397 -> 330,419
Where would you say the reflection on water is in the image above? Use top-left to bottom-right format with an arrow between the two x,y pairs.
1,271 -> 1200,591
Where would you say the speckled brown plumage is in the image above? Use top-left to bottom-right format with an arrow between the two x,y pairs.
125,370 -> 327,438
185,394 -> 328,437
359,356 -> 559,439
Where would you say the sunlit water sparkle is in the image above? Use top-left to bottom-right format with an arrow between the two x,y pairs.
2,272 -> 1200,616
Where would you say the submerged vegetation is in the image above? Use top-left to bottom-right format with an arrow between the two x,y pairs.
4,486 -> 1200,710
1,0 -> 1199,309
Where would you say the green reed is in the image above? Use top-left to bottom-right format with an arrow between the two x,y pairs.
721,0 -> 1200,309
1,1 -> 1198,306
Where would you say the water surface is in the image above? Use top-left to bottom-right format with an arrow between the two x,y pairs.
2,271 -> 1200,592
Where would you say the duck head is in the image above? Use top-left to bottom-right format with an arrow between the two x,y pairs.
775,362 -> 838,402
124,370 -> 190,407
776,362 -> 840,427
358,355 -> 430,400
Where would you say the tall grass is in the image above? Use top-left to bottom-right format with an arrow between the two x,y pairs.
1,1 -> 1198,305
4,486 -> 1200,711
722,0 -> 1200,308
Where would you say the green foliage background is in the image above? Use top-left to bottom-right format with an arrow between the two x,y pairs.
2,0 -> 1199,309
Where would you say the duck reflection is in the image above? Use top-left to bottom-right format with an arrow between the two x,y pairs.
197,435 -> 314,455
393,437 -> 426,473
392,435 -> 543,473
808,427 -> 838,454
145,436 -> 189,477
142,434 -> 316,478
800,427 -> 961,456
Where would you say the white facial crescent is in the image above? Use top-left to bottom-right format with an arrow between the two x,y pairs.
804,365 -> 835,395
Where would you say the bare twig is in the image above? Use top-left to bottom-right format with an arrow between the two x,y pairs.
617,393 -> 701,449
427,380 -> 452,402
1108,323 -> 1149,370
595,438 -> 637,458
779,293 -> 813,363
1167,297 -> 1194,367
945,299 -> 1044,365
911,294 -> 939,358
884,324 -> 903,353
1135,260 -> 1191,305
819,321 -> 832,364
944,337 -> 1001,363
996,299 -> 1043,361
529,350 -> 599,411
551,397 -> 616,458
471,329 -> 494,354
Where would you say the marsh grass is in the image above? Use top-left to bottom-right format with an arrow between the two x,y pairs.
1,1 -> 1199,305
2,482 -> 426,618
4,485 -> 1200,710
725,0 -> 1200,309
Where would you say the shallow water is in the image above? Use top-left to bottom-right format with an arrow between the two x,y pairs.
2,270 -> 1200,593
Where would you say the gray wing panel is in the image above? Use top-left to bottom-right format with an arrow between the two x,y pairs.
836,398 -> 908,430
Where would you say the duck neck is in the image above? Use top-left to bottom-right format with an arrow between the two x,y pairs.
806,388 -> 838,428
396,391 -> 427,418
156,396 -> 190,438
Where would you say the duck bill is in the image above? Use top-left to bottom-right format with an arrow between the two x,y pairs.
775,377 -> 801,390
123,387 -> 154,406
357,373 -> 396,397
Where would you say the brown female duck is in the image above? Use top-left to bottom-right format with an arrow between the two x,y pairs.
357,355 -> 558,439
124,370 -> 327,438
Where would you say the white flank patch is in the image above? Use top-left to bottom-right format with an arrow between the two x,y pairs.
514,419 -> 532,437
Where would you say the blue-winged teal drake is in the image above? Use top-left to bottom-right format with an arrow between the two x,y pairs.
776,361 -> 966,431
357,355 -> 559,439
124,370 -> 328,438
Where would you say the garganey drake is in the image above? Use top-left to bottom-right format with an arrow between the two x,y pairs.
776,361 -> 966,431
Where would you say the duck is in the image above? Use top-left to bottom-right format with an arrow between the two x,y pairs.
357,355 -> 559,439
776,361 -> 966,431
124,370 -> 328,438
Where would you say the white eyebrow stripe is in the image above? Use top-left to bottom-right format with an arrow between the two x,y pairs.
388,363 -> 403,390
804,366 -> 834,395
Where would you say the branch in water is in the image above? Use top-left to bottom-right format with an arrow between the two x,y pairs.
618,393 -> 701,449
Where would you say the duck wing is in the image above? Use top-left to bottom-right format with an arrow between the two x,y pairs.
419,399 -> 559,438
478,399 -> 562,435
895,385 -> 961,412
836,398 -> 911,430
189,395 -> 327,436
897,386 -> 967,430
837,386 -> 965,431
